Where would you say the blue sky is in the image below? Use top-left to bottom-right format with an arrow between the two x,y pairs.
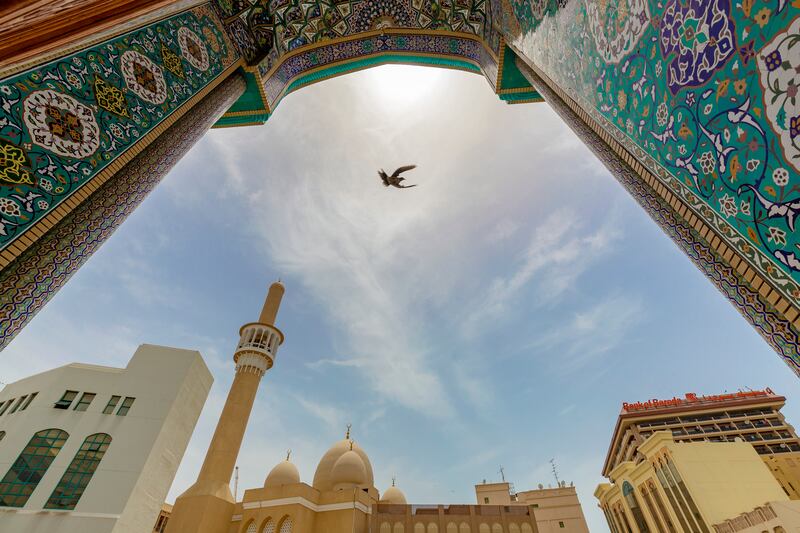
2,65 -> 800,532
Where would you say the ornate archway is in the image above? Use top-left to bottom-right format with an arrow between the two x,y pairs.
1,0 -> 799,377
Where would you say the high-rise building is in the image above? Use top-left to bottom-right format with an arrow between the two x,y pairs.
0,344 -> 212,533
603,389 -> 800,498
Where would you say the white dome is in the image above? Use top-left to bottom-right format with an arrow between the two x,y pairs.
331,450 -> 367,490
313,438 -> 374,491
264,460 -> 300,487
380,485 -> 407,505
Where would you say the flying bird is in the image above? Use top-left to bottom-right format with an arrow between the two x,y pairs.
379,165 -> 418,189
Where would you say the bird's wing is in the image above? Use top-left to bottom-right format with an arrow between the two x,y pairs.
391,164 -> 417,178
378,170 -> 389,185
398,183 -> 418,188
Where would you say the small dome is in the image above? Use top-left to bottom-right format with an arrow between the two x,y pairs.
313,436 -> 374,491
380,485 -> 407,505
264,460 -> 300,487
331,450 -> 367,490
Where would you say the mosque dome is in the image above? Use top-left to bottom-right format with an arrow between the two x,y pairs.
264,459 -> 300,487
380,483 -> 407,505
331,450 -> 367,489
313,430 -> 374,491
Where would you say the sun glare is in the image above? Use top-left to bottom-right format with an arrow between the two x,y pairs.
363,64 -> 446,108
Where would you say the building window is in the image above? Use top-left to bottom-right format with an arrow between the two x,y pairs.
664,458 -> 709,533
623,481 -> 650,533
0,400 -> 13,416
19,393 -> 37,411
8,396 -> 26,414
103,396 -> 120,414
279,516 -> 292,533
655,465 -> 693,533
646,480 -> 676,533
116,397 -> 135,416
73,393 -> 95,412
54,391 -> 78,409
44,433 -> 111,510
0,428 -> 69,507
484,497 -> 489,503
0,431 -> 5,442
246,521 -> 257,533
559,522 -> 565,529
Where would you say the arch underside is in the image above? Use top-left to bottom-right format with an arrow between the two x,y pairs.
214,29 -> 542,128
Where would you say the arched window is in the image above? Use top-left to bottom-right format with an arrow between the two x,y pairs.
415,523 -> 425,533
394,522 -> 405,533
492,524 -> 502,533
623,481 -> 650,533
428,523 -> 438,533
447,522 -> 457,533
509,523 -> 520,533
381,523 -> 392,533
479,524 -> 490,533
0,428 -> 68,507
262,518 -> 275,533
279,516 -> 292,533
521,525 -> 533,533
460,522 -> 471,533
45,433 -> 111,509
245,521 -> 257,533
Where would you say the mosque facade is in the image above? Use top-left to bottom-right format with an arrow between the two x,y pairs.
163,282 -> 588,533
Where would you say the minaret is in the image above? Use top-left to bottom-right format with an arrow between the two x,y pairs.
166,282 -> 286,533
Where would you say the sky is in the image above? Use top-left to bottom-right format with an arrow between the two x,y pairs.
2,64 -> 800,532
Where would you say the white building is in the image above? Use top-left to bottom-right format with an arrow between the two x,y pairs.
0,344 -> 213,533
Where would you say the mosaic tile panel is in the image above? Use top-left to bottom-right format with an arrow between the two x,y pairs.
212,0 -> 500,67
500,0 -> 800,307
521,60 -> 800,373
0,4 -> 238,255
0,74 -> 247,350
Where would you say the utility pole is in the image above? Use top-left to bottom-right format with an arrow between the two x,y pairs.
499,466 -> 505,482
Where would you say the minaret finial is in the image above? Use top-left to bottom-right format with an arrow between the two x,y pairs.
286,449 -> 291,461
349,440 -> 354,450
345,423 -> 352,440
258,281 -> 285,325
392,476 -> 396,487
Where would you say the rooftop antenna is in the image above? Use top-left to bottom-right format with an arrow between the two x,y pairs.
234,465 -> 239,501
550,459 -> 561,487
499,466 -> 506,482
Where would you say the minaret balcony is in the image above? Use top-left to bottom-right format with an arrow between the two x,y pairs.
234,322 -> 284,373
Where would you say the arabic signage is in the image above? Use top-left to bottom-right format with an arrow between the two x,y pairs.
622,389 -> 776,413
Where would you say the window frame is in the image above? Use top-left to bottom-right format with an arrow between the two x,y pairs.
19,393 -> 37,411
54,390 -> 78,410
72,393 -> 96,412
0,428 -> 69,507
8,396 -> 26,414
44,433 -> 112,510
102,395 -> 121,415
116,397 -> 135,416
0,399 -> 14,416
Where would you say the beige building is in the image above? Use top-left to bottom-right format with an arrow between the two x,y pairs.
475,482 -> 589,533
604,390 -> 800,499
0,344 -> 212,533
596,431 -> 793,533
164,282 -> 589,533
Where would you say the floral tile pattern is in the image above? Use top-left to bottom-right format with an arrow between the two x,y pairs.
0,4 -> 237,252
501,0 -> 800,300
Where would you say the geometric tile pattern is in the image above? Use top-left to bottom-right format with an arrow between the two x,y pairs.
519,59 -> 800,375
502,0 -> 800,309
0,4 -> 237,257
0,73 -> 246,351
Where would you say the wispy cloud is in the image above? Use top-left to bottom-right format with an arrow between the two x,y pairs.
532,293 -> 644,373
464,209 -> 621,332
293,394 -> 345,430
